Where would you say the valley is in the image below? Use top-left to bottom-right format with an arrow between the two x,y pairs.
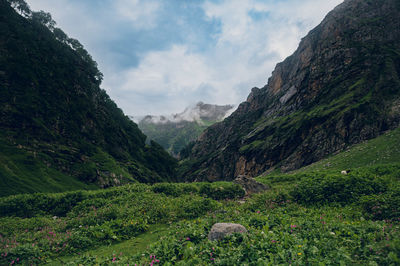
0,0 -> 399,264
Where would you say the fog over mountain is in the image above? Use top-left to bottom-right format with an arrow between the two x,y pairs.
132,102 -> 235,157
131,102 -> 235,125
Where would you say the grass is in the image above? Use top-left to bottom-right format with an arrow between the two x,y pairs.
0,137 -> 98,197
295,126 -> 400,173
48,224 -> 169,265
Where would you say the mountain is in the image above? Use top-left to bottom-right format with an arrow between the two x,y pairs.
179,0 -> 400,181
132,102 -> 234,157
0,0 -> 177,196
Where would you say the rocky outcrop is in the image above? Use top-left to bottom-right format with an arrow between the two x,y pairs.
233,175 -> 269,195
180,0 -> 400,181
208,223 -> 247,241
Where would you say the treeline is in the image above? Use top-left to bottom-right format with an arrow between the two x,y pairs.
7,0 -> 103,84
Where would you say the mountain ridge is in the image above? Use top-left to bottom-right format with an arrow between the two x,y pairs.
179,0 -> 400,181
0,0 -> 176,196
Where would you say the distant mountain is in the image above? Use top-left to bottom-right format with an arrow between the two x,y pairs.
179,0 -> 400,181
0,0 -> 177,196
132,102 -> 235,157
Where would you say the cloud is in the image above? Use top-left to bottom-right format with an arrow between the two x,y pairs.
108,0 -> 342,115
113,0 -> 160,29
25,0 -> 344,116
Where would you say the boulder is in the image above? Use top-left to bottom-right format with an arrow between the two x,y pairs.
208,223 -> 247,241
233,175 -> 269,195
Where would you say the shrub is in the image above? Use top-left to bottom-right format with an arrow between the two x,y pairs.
0,191 -> 87,218
360,185 -> 400,220
198,182 -> 245,200
290,173 -> 388,205
152,182 -> 245,200
152,183 -> 182,197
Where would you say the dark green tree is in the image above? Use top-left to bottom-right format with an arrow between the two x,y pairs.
31,10 -> 56,30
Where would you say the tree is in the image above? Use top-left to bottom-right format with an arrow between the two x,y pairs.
31,10 -> 56,30
7,0 -> 31,16
53,28 -> 68,43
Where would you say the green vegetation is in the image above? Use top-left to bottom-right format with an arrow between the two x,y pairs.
1,162 -> 399,265
0,182 -> 244,265
296,127 -> 400,173
0,135 -> 98,197
1,129 -> 400,264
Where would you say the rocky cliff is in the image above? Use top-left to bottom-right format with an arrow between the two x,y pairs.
180,0 -> 400,181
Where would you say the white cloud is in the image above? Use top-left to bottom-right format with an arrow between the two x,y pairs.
109,0 -> 343,115
25,0 -> 344,116
114,0 -> 160,29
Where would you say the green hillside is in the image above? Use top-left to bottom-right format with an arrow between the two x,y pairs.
0,0 -> 177,196
139,119 -> 212,157
0,126 -> 399,264
295,127 -> 400,174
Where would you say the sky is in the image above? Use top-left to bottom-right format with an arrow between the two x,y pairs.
26,0 -> 343,116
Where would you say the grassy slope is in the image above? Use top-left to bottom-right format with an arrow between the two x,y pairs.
50,224 -> 169,265
294,126 -> 400,173
0,137 -> 98,196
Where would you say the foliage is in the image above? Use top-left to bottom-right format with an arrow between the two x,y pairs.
290,172 -> 388,205
360,185 -> 400,221
151,182 -> 245,200
1,162 -> 400,265
0,183 -> 222,265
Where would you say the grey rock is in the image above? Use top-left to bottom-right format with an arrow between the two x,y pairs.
208,223 -> 247,241
234,175 -> 269,195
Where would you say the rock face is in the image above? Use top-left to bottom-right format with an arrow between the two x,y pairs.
233,175 -> 269,195
180,0 -> 400,181
208,223 -> 247,241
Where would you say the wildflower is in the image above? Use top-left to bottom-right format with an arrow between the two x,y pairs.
297,253 -> 302,256
186,237 -> 190,241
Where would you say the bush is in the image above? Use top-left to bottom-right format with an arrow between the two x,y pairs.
360,185 -> 400,220
152,182 -> 245,200
198,182 -> 245,200
0,191 -> 87,218
290,173 -> 388,205
152,183 -> 184,197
